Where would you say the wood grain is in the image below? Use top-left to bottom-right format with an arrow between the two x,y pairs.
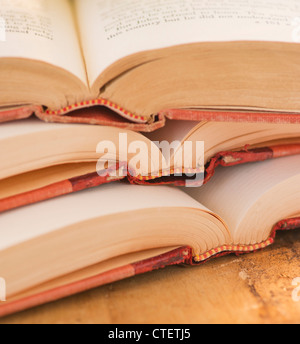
0,230 -> 299,324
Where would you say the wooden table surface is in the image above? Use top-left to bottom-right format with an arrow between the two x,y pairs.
1,229 -> 300,324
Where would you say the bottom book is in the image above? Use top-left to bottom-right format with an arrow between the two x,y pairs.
0,155 -> 299,318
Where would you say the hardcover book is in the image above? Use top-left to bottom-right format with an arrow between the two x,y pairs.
1,0 -> 300,320
1,0 -> 300,129
0,155 -> 299,318
0,118 -> 300,212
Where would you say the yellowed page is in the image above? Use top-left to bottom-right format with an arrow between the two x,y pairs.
75,0 -> 300,86
0,0 -> 87,85
0,117 -> 68,140
0,183 -> 207,251
187,155 -> 300,243
0,118 -> 163,180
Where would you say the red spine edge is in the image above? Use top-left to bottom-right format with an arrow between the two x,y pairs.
1,145 -> 300,213
0,247 -> 192,318
0,216 -> 299,318
2,105 -> 300,130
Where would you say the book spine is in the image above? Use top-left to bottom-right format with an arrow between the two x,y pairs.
1,217 -> 299,318
188,218 -> 300,265
35,106 -> 166,132
1,145 -> 300,213
164,109 -> 300,124
2,102 -> 300,129
131,144 -> 300,186
203,144 -> 300,184
0,104 -> 165,132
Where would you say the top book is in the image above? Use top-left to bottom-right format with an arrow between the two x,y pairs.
1,0 -> 300,130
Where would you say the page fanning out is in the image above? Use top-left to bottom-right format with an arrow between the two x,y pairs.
187,155 -> 300,244
0,0 -> 87,85
75,0 -> 300,86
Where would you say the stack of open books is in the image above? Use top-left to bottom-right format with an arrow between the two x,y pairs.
0,0 -> 300,317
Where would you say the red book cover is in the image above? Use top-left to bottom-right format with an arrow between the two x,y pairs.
0,217 -> 299,318
2,103 -> 300,131
1,144 -> 300,214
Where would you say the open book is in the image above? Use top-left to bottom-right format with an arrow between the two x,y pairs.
1,0 -> 300,130
0,154 -> 299,317
0,118 -> 300,212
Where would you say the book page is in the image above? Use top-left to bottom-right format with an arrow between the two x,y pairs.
187,155 -> 300,241
0,183 -> 206,251
0,0 -> 87,85
75,0 -> 300,86
0,117 -> 68,141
